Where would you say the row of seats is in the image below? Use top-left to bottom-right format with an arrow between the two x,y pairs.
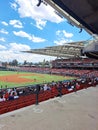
0,82 -> 97,115
0,94 -> 36,114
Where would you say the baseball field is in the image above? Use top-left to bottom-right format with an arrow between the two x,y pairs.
0,71 -> 75,89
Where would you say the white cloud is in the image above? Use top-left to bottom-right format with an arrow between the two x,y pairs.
9,43 -> 30,51
0,29 -> 9,34
9,20 -> 23,28
0,52 -> 55,63
0,45 -> 6,50
54,39 -> 73,45
1,21 -> 8,26
13,30 -> 46,42
13,30 -> 31,39
35,19 -> 47,30
13,0 -> 64,29
10,2 -> 18,10
0,37 -> 6,42
63,31 -> 73,38
0,43 -> 55,62
56,30 -> 73,38
0,43 -> 30,62
54,30 -> 73,45
31,35 -> 46,42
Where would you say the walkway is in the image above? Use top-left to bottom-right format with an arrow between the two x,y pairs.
0,86 -> 98,130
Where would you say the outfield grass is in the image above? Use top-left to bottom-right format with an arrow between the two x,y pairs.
0,71 -> 75,89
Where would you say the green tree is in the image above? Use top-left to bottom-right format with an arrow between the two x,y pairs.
23,60 -> 27,65
11,59 -> 18,66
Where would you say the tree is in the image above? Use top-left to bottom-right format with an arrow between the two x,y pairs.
11,59 -> 18,66
2,62 -> 8,67
23,60 -> 27,65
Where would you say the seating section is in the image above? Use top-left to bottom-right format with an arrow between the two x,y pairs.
0,81 -> 97,115
0,94 -> 36,114
1,58 -> 97,115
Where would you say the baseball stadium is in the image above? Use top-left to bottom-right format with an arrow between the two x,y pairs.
0,0 -> 98,130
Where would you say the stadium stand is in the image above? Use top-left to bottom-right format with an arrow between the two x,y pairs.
0,75 -> 98,114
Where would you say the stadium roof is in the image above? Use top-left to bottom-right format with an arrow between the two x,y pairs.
24,0 -> 98,59
44,0 -> 98,35
24,41 -> 84,58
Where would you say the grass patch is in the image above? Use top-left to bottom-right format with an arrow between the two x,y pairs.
0,71 -> 75,89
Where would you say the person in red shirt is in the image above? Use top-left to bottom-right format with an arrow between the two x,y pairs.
4,92 -> 9,101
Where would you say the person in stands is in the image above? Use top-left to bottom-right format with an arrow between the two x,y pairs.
56,82 -> 62,97
0,95 -> 6,102
8,92 -> 14,100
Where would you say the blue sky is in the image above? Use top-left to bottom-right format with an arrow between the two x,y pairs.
0,0 -> 91,63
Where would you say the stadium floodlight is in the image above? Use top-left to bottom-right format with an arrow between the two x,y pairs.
37,0 -> 42,7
